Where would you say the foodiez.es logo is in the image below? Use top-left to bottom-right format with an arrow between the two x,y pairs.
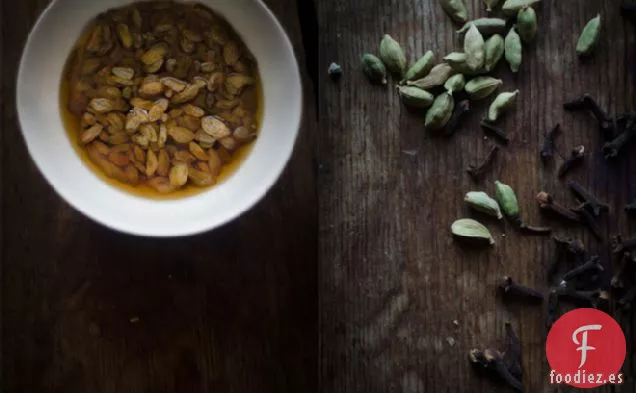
546,308 -> 626,388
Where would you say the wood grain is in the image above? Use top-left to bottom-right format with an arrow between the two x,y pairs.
318,0 -> 635,391
0,1 -> 317,392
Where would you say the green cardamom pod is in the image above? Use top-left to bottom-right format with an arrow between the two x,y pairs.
443,52 -> 468,67
484,34 -> 505,71
444,74 -> 466,94
402,50 -> 435,82
516,7 -> 538,43
502,0 -> 541,15
487,90 -> 519,122
464,24 -> 486,71
483,0 -> 501,12
440,0 -> 469,24
576,14 -> 601,57
494,181 -> 520,219
407,63 -> 454,90
504,28 -> 522,73
361,54 -> 387,84
447,58 -> 486,76
451,218 -> 495,245
380,34 -> 407,77
425,92 -> 455,131
464,76 -> 503,100
397,85 -> 435,108
457,18 -> 507,36
464,191 -> 503,219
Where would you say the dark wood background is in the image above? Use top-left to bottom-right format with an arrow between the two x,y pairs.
2,0 -> 636,392
1,0 -> 318,392
317,0 -> 635,392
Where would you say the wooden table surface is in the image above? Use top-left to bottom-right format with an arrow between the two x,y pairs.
318,0 -> 635,392
1,0 -> 635,392
1,0 -> 317,392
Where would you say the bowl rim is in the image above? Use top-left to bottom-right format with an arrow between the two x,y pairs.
16,0 -> 303,237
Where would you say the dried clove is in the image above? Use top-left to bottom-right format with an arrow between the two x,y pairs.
561,237 -> 586,256
467,145 -> 499,182
546,239 -> 567,280
611,252 -> 632,289
563,94 -> 615,140
518,223 -> 552,236
469,348 -> 489,370
610,234 -> 623,253
540,123 -> 560,163
483,349 -> 524,392
621,4 -> 636,26
580,274 -> 606,294
568,181 -> 609,217
618,286 -> 636,311
555,287 -> 608,309
546,289 -> 559,330
611,234 -> 636,255
480,120 -> 510,144
584,96 -> 615,140
625,199 -> 636,217
327,62 -> 342,80
470,348 -> 523,392
572,204 -> 603,240
558,145 -> 585,178
598,290 -> 612,309
444,100 -> 471,136
602,116 -> 636,159
559,255 -> 603,287
504,322 -> 523,382
546,237 -> 585,280
499,276 -> 544,301
536,192 -> 582,222
563,95 -> 588,111
616,112 -> 635,127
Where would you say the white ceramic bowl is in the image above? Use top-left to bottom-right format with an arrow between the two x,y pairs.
17,0 -> 302,237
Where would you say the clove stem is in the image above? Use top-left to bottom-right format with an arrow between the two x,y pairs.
618,286 -> 636,311
444,100 -> 471,136
572,204 -> 603,240
558,145 -> 585,178
518,223 -> 552,236
583,95 -> 615,140
611,253 -> 631,289
536,192 -> 582,222
562,238 -> 586,256
563,95 -> 587,111
547,237 -> 588,281
568,181 -> 609,217
563,94 -> 614,140
483,349 -> 524,392
467,145 -> 499,182
602,117 -> 636,160
540,124 -> 561,163
546,289 -> 559,330
611,235 -> 636,254
555,287 -> 604,308
504,322 -> 523,382
480,120 -> 510,144
499,276 -> 544,301
546,238 -> 567,280
560,256 -> 603,285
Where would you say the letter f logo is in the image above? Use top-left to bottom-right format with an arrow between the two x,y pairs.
572,325 -> 602,368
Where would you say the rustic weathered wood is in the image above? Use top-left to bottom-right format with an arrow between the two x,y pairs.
0,1 -> 317,392
318,0 -> 635,391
